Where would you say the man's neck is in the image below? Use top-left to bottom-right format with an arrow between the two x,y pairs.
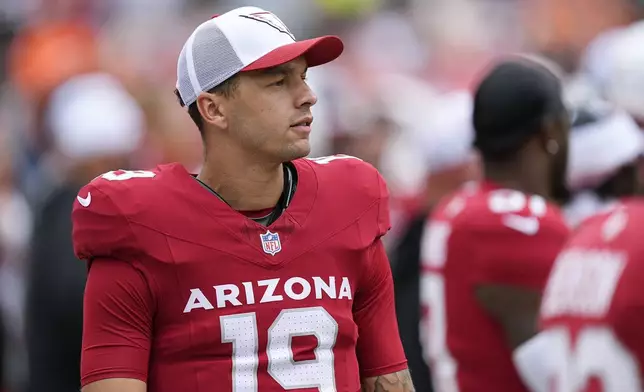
197,155 -> 285,211
483,161 -> 549,198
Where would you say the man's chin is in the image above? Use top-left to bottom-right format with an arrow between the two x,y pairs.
295,138 -> 311,155
281,140 -> 310,162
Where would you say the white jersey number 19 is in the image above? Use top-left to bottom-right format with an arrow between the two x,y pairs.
220,306 -> 338,392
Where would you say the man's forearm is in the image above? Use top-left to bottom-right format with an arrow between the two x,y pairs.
82,378 -> 146,392
361,369 -> 416,392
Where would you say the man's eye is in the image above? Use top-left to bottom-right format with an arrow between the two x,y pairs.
271,79 -> 286,87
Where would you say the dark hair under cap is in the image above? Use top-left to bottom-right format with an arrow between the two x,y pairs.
472,59 -> 566,159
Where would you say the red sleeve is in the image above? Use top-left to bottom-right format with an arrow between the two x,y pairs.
354,240 -> 408,378
72,183 -> 139,261
377,171 -> 392,237
81,258 -> 155,387
468,216 -> 569,290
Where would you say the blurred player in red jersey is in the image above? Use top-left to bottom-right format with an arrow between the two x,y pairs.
72,6 -> 411,392
538,113 -> 644,391
539,199 -> 644,392
419,59 -> 571,392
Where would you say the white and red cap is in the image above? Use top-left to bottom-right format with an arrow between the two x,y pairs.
176,6 -> 344,107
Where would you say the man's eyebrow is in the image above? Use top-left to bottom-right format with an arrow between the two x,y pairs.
260,64 -> 308,76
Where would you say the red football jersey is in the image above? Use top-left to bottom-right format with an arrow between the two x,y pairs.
539,199 -> 644,392
72,155 -> 407,392
419,181 -> 569,392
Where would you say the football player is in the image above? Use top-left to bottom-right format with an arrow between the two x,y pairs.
539,199 -> 644,392
419,59 -> 571,392
539,105 -> 644,390
73,7 -> 411,392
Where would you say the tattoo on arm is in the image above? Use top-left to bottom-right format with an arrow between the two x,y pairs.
361,369 -> 415,392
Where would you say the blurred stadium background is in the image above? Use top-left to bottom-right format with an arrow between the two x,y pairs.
1,0 -> 644,391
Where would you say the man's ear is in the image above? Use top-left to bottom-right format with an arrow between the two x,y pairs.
197,92 -> 228,129
538,115 -> 560,153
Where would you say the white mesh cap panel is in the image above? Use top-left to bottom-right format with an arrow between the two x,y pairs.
192,23 -> 244,96
176,46 -> 196,106
176,20 -> 244,107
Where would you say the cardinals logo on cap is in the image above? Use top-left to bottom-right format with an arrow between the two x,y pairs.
241,11 -> 295,40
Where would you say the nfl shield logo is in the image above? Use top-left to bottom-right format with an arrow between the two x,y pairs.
260,230 -> 282,256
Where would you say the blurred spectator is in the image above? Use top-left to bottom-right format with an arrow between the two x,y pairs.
564,103 -> 644,227
390,91 -> 479,392
25,73 -> 144,392
338,115 -> 397,170
7,19 -> 100,206
8,21 -> 98,105
577,21 -> 644,125
524,0 -> 633,63
0,129 -> 32,392
0,316 -> 3,390
603,22 -> 644,124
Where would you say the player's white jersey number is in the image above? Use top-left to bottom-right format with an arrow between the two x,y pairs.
488,189 -> 546,236
542,326 -> 641,392
220,306 -> 338,392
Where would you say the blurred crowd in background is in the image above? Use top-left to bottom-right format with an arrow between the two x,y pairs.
1,0 -> 644,391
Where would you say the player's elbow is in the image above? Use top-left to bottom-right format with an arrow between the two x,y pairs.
475,284 -> 541,349
82,378 -> 147,392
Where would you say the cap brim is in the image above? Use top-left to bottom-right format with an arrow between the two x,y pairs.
242,35 -> 344,71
